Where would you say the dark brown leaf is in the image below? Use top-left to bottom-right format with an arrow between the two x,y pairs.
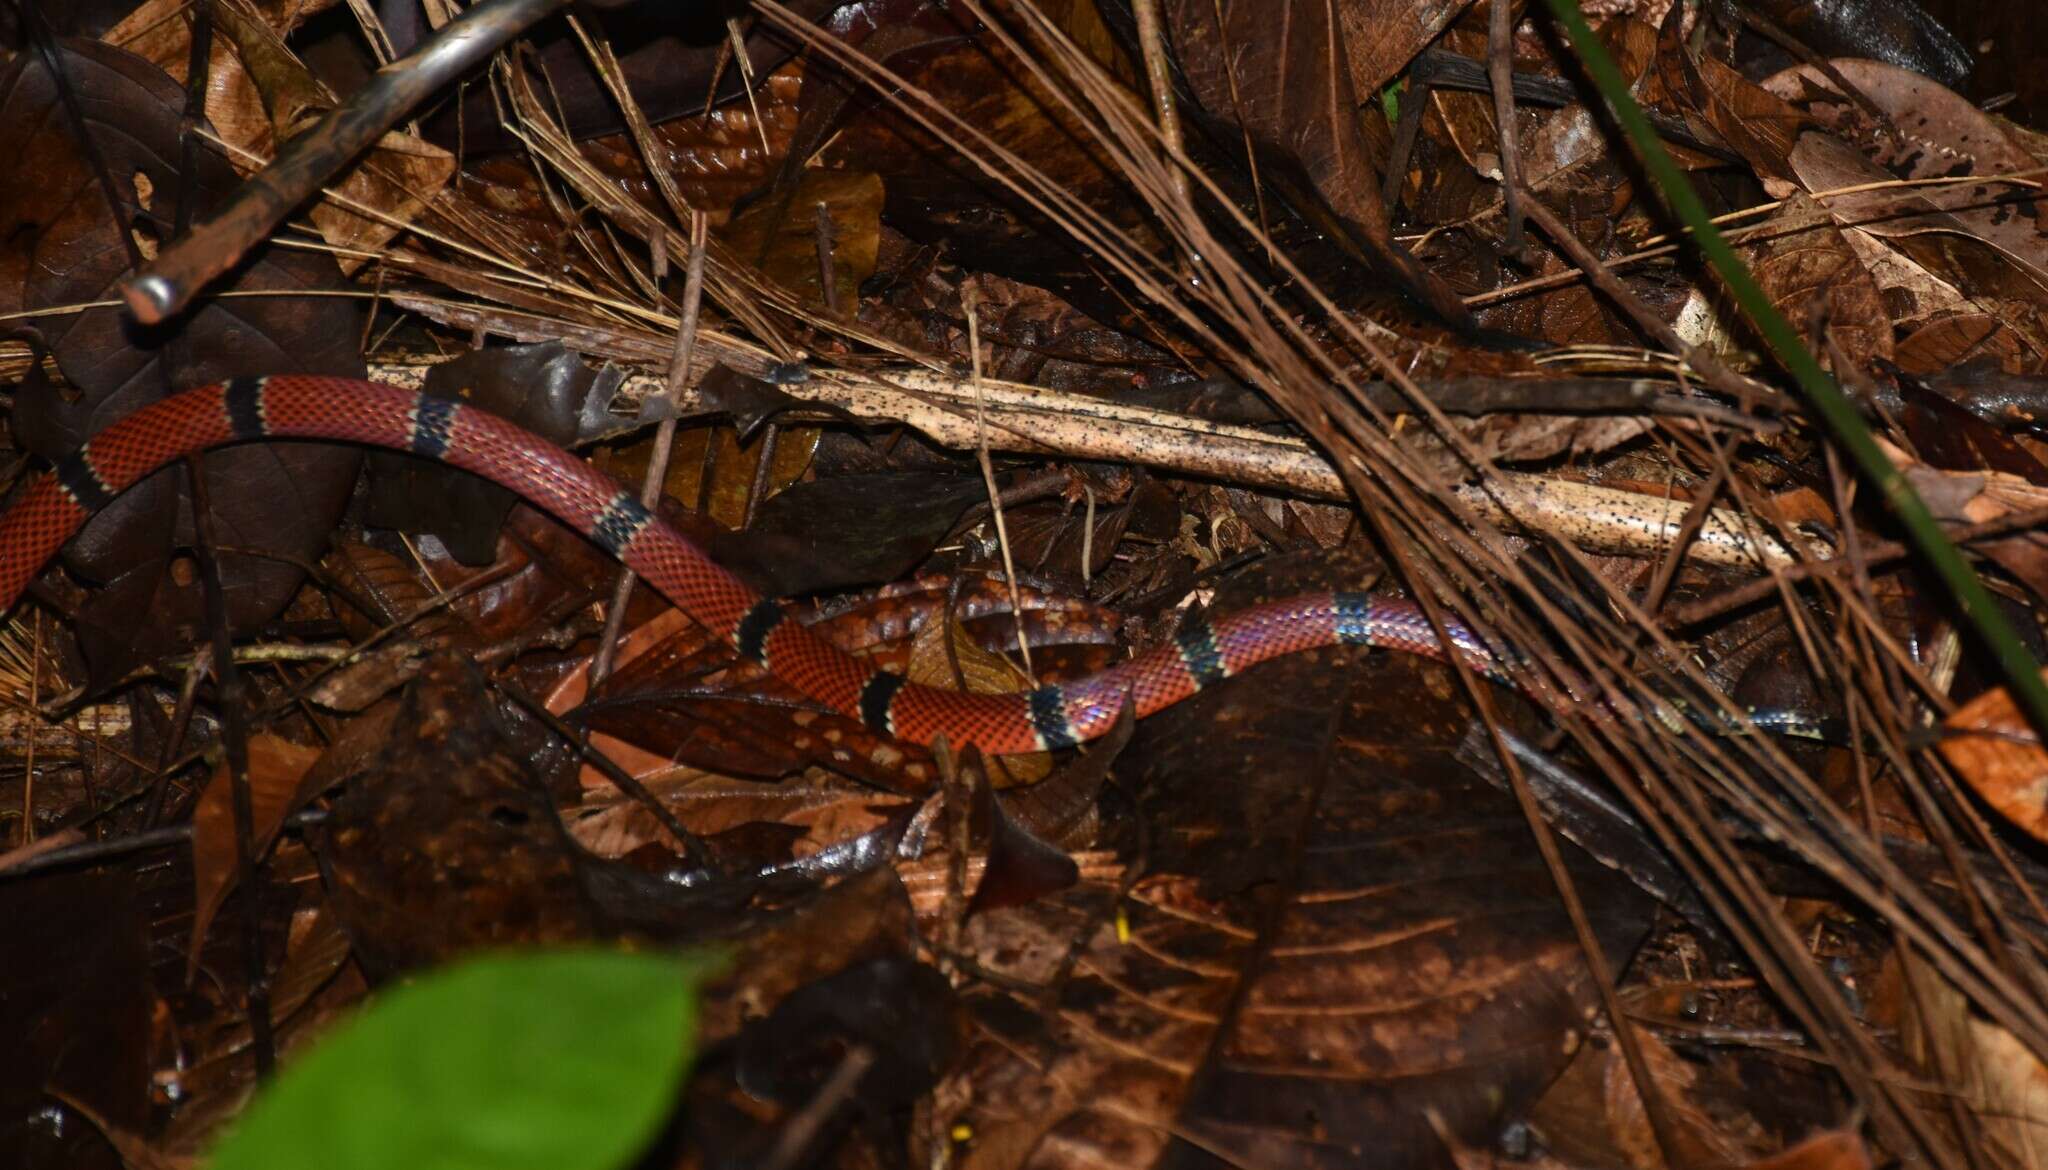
363,344 -> 622,565
1339,0 -> 1480,98
316,655 -> 601,975
0,38 -> 362,686
1161,0 -> 1475,327
951,554 -> 1653,1170
716,471 -> 986,595
1747,194 -> 1893,373
188,733 -> 321,979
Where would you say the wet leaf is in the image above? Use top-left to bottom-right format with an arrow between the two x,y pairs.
721,168 -> 884,311
1339,0 -> 1482,98
717,472 -> 986,595
1749,0 -> 1970,89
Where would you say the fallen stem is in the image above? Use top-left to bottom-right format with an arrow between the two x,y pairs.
1539,0 -> 2048,742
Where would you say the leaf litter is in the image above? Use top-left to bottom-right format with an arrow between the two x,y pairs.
4,2 -> 2048,1168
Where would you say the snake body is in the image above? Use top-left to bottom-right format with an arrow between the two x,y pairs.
0,377 -> 1537,753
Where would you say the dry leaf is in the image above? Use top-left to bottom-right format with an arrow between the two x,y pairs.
905,612 -> 1050,783
1743,1130 -> 1873,1170
1747,194 -> 1893,372
1602,1031 -> 1763,1170
188,733 -> 321,977
107,0 -> 454,273
1900,953 -> 2048,1170
1940,682 -> 2048,842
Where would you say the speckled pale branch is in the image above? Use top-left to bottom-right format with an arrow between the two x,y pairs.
371,359 -> 1806,570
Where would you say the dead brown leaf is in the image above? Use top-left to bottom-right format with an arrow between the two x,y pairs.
1746,194 -> 1893,372
188,732 -> 321,977
1900,952 -> 2048,1170
107,0 -> 454,273
1743,1130 -> 1873,1170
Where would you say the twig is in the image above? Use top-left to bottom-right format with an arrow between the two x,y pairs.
1488,0 -> 1526,257
966,298 -> 1035,677
490,680 -> 713,869
1667,505 -> 2048,625
184,457 -> 275,1078
725,16 -> 774,161
590,212 -> 710,686
18,613 -> 40,842
1516,195 -> 1784,412
813,200 -> 841,316
758,1046 -> 876,1170
1641,434 -> 1734,615
141,643 -> 213,829
123,0 -> 569,323
0,810 -> 330,880
1131,0 -> 1191,211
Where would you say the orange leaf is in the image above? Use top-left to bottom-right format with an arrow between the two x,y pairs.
1744,1131 -> 1872,1170
1940,679 -> 2048,842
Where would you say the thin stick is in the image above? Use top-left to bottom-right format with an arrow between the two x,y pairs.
1641,432 -> 1732,615
124,0 -> 568,323
967,298 -> 1034,677
759,1047 -> 876,1170
1131,0 -> 1191,210
726,16 -> 774,160
185,458 -> 275,1078
590,212 -> 710,685
1488,0 -> 1526,256
19,614 -> 39,843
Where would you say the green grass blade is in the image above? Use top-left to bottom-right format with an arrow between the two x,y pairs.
1536,0 -> 2048,736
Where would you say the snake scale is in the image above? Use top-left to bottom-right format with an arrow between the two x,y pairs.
2,377 -> 1792,754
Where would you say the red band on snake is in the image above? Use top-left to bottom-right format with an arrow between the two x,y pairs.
0,377 -> 1511,754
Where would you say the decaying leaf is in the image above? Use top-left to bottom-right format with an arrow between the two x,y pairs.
188,733 -> 322,977
0,37 -> 362,686
106,0 -> 455,272
947,555 -> 1653,1169
1746,194 -> 1893,373
1942,680 -> 2048,843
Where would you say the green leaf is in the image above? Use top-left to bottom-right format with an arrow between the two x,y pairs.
208,948 -> 715,1170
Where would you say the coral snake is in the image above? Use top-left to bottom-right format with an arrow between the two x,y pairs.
0,377 -> 1815,753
